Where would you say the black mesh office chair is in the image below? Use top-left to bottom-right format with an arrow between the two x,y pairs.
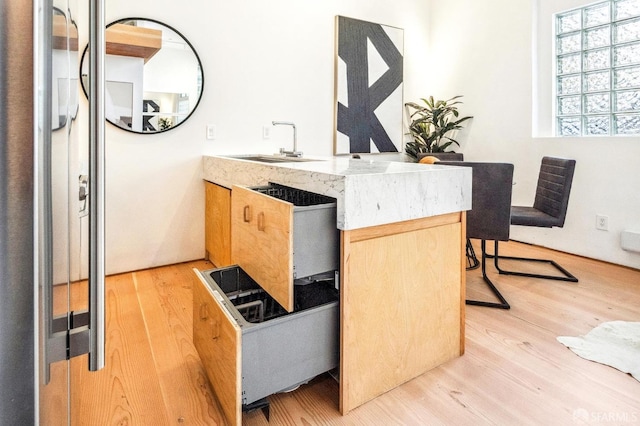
492,156 -> 578,282
440,161 -> 514,309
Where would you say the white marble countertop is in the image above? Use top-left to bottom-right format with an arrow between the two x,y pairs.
202,155 -> 471,230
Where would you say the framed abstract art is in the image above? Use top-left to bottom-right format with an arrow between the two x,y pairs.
334,16 -> 404,155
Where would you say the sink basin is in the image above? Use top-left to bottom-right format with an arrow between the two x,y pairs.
225,155 -> 322,163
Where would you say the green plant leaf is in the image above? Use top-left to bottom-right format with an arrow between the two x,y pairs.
405,95 -> 472,152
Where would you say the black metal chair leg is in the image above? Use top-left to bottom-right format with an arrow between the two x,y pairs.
466,238 -> 480,270
466,240 -> 510,309
486,241 -> 578,282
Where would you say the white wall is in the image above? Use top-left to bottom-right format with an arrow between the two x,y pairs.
92,0 -> 639,274
94,0 -> 431,274
429,0 -> 640,269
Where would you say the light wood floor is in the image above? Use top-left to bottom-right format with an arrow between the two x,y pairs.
67,241 -> 640,425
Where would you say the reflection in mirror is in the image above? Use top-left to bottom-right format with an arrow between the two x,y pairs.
106,81 -> 134,128
52,7 -> 79,130
81,18 -> 204,134
49,4 -> 86,289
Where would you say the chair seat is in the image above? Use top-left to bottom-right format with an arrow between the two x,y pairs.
495,157 -> 578,284
511,206 -> 562,228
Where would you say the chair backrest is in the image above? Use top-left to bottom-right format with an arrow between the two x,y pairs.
417,152 -> 464,162
532,157 -> 576,227
440,162 -> 514,242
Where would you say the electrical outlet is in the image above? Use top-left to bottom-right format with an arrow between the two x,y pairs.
262,125 -> 271,140
596,214 -> 609,231
206,124 -> 216,140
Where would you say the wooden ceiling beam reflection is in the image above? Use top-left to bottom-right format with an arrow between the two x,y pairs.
106,23 -> 162,63
52,18 -> 162,62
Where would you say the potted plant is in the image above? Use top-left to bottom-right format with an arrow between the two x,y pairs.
158,117 -> 173,131
404,95 -> 473,161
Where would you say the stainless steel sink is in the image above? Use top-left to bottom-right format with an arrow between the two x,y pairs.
225,155 -> 323,163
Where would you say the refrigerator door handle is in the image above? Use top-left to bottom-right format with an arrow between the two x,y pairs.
79,174 -> 89,217
42,0 -> 106,373
88,0 -> 106,372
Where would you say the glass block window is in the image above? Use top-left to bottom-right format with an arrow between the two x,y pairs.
556,0 -> 640,135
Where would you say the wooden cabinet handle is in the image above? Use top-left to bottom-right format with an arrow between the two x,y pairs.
199,303 -> 208,321
243,205 -> 252,223
257,212 -> 265,231
211,319 -> 219,340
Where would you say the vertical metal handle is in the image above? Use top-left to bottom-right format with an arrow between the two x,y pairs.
257,212 -> 265,232
243,205 -> 252,223
88,0 -> 105,371
39,0 -> 55,383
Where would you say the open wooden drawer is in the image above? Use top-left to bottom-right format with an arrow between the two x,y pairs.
193,266 -> 339,426
231,183 -> 338,312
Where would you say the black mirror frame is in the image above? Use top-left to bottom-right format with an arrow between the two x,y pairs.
80,17 -> 205,135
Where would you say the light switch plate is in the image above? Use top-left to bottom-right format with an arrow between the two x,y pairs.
206,124 -> 216,140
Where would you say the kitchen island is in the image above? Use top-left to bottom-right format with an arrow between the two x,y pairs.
203,155 -> 470,230
199,154 -> 471,422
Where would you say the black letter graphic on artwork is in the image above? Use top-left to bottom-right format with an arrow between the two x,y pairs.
337,17 -> 403,153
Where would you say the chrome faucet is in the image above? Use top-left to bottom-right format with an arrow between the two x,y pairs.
272,121 -> 302,157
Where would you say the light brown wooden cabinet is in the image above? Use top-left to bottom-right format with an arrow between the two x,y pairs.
200,179 -> 466,421
197,184 -> 341,426
193,267 -> 339,426
192,271 -> 241,425
229,184 -> 338,312
204,181 -> 232,267
230,185 -> 296,311
339,212 -> 465,413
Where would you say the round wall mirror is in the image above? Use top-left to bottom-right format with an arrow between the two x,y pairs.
81,18 -> 204,134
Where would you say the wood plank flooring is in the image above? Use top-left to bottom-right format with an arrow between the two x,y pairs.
68,261 -> 225,425
68,242 -> 640,425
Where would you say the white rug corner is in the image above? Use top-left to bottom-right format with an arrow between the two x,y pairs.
557,320 -> 640,382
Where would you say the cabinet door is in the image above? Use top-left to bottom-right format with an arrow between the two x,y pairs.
340,214 -> 464,414
205,182 -> 232,267
193,269 -> 242,426
231,185 -> 295,311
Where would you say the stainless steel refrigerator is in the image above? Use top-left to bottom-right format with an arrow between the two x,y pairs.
0,0 -> 105,423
